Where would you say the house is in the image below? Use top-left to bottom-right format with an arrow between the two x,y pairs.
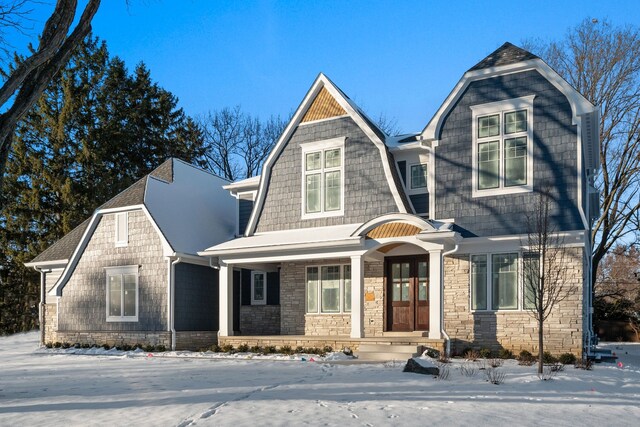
28,42 -> 599,357
200,42 -> 600,356
26,159 -> 235,350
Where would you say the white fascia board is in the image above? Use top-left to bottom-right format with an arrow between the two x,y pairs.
421,59 -> 597,141
459,230 -> 586,253
25,259 -> 68,268
223,176 -> 261,192
221,249 -> 368,265
96,204 -> 145,215
169,252 -> 211,267
388,141 -> 429,152
200,237 -> 364,257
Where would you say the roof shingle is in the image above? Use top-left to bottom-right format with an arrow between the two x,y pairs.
468,42 -> 538,72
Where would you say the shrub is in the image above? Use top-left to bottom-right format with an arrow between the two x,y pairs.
144,344 -> 154,352
102,344 -> 111,350
438,354 -> 451,364
464,349 -> 479,361
155,345 -> 166,352
323,345 -> 333,354
485,368 -> 506,385
81,343 -> 91,349
262,345 -> 277,355
280,345 -> 293,355
543,351 -> 558,364
436,363 -> 450,381
133,343 -> 143,350
237,344 -> 249,353
250,345 -> 262,353
209,344 -> 221,352
574,358 -> 593,370
45,342 -> 53,349
73,343 -> 81,349
498,348 -> 514,359
61,342 -> 71,349
489,358 -> 503,368
479,348 -> 492,358
342,347 -> 353,356
121,344 -> 132,351
517,350 -> 536,366
460,362 -> 478,377
295,346 -> 304,354
558,353 -> 577,365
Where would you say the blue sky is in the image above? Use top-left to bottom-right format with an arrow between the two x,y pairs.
7,1 -> 640,132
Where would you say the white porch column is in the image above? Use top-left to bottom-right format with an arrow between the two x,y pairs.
219,261 -> 234,336
428,250 -> 443,340
350,255 -> 364,338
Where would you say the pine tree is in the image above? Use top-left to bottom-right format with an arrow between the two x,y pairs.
0,35 -> 206,335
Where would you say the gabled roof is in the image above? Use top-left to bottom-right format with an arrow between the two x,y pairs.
28,218 -> 91,265
468,42 -> 538,71
244,73 -> 411,236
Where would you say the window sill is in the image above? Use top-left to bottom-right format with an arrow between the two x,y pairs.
472,185 -> 532,198
470,309 -> 527,314
106,317 -> 138,322
305,312 -> 351,316
251,301 -> 266,306
301,210 -> 344,220
114,242 -> 128,248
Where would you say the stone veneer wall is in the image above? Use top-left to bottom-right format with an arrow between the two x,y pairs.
304,314 -> 350,335
57,210 -> 168,332
175,331 -> 218,350
240,305 -> 281,335
443,248 -> 584,355
44,302 -> 58,344
52,331 -> 171,347
363,261 -> 384,336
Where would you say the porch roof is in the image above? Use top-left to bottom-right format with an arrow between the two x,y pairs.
199,223 -> 363,256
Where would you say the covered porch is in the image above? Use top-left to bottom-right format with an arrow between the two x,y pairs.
200,214 -> 460,351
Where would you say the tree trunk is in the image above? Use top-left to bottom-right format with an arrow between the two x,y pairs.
538,317 -> 544,374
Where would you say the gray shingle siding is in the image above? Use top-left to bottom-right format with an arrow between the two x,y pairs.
410,194 -> 429,215
174,263 -> 218,331
435,70 -> 583,236
255,117 -> 401,232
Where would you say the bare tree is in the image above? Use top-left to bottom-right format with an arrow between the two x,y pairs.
199,107 -> 286,181
0,0 -> 101,195
374,112 -> 400,136
525,19 -> 640,289
523,185 -> 577,374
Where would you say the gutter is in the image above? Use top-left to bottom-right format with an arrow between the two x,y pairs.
32,266 -> 51,346
441,241 -> 461,357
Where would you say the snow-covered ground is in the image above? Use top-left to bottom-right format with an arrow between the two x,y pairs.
1,332 -> 639,426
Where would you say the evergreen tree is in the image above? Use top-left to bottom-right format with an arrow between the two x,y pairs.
0,35 -> 206,335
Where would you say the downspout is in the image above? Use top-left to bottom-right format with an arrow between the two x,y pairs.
33,267 -> 50,346
169,257 -> 182,351
441,242 -> 460,357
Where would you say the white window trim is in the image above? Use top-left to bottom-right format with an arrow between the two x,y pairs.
251,271 -> 267,305
300,137 -> 346,220
469,252 -> 525,313
115,212 -> 128,247
408,162 -> 428,194
105,265 -> 139,322
305,264 -> 351,315
470,95 -> 535,198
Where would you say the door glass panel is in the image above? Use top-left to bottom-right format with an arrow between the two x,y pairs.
418,261 -> 428,301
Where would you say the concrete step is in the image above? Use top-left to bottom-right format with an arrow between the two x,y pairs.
382,331 -> 429,337
356,343 -> 423,361
356,351 -> 419,361
358,344 -> 422,353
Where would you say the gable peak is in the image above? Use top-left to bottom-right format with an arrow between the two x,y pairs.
468,42 -> 538,72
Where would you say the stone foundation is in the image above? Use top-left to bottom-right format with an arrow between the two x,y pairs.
240,305 -> 281,335
175,331 -> 218,350
304,314 -> 350,335
49,330 -> 171,348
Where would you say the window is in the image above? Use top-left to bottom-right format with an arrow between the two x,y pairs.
251,271 -> 266,305
410,164 -> 428,189
306,265 -> 352,314
523,252 -> 540,310
470,253 -> 519,311
106,265 -> 138,321
301,137 -> 345,219
115,212 -> 128,247
471,96 -> 534,197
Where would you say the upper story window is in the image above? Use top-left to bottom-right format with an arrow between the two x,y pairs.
471,96 -> 534,198
301,137 -> 345,219
410,164 -> 428,189
115,212 -> 128,247
105,265 -> 138,322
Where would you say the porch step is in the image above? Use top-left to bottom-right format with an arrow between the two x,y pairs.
356,343 -> 422,361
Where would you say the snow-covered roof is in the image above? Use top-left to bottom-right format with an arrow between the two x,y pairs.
200,223 -> 363,256
223,175 -> 261,193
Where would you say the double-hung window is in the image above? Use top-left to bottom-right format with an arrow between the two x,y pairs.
470,253 -> 519,311
471,96 -> 534,197
106,265 -> 138,322
251,271 -> 267,305
301,137 -> 345,219
410,164 -> 428,190
306,265 -> 352,314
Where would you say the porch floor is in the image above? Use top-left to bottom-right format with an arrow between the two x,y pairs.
218,335 -> 445,353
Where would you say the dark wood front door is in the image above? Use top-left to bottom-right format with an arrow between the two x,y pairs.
386,256 -> 429,332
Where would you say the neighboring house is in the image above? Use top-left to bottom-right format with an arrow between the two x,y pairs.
26,159 -> 235,350
200,42 -> 600,356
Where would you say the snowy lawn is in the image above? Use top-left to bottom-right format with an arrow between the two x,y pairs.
1,332 -> 639,426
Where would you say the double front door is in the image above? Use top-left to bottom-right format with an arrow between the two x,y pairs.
386,256 -> 429,331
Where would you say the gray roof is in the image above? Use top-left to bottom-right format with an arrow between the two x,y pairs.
29,159 -> 176,263
468,42 -> 538,72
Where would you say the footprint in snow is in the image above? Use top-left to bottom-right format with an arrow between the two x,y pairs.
316,400 -> 328,408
